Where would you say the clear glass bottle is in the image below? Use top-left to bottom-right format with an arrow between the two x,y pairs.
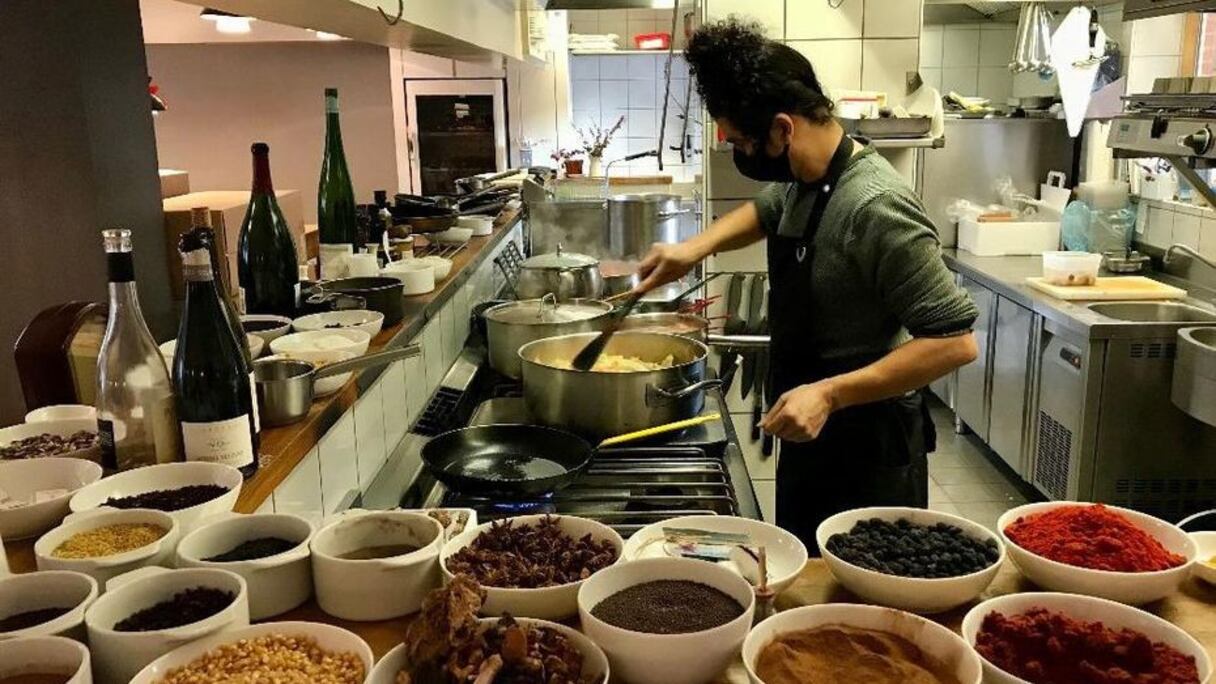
96,228 -> 181,470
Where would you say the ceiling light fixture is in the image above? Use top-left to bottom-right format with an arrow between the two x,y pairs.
200,8 -> 255,34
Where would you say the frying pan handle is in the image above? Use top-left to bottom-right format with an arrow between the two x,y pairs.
646,378 -> 723,405
314,344 -> 422,380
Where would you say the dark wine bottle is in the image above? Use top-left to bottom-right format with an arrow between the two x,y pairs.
238,143 -> 299,317
173,227 -> 259,479
318,88 -> 358,256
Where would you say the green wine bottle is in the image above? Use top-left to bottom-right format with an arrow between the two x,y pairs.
317,88 -> 358,254
239,142 -> 299,317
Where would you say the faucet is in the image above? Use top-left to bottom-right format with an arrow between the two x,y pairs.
1164,244 -> 1216,274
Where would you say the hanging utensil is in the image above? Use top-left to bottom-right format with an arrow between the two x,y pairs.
740,274 -> 766,401
718,273 -> 746,388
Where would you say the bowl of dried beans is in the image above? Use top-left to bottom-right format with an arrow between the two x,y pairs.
997,502 -> 1197,605
440,514 -> 622,621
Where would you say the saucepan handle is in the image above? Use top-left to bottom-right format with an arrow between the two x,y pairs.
655,209 -> 691,220
646,378 -> 723,405
314,344 -> 422,380
706,333 -> 770,350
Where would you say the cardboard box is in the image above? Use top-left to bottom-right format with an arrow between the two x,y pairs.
158,169 -> 190,198
163,190 -> 305,301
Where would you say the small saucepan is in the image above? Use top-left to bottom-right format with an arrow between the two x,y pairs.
253,345 -> 421,426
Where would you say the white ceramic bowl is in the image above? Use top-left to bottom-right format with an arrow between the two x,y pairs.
270,328 -> 371,359
130,620 -> 373,684
419,255 -> 453,280
240,314 -> 293,344
578,556 -> 756,684
0,635 -> 93,683
442,514 -> 624,621
0,418 -> 100,464
292,309 -> 385,339
35,508 -> 179,584
623,514 -> 807,597
433,227 -> 473,244
160,334 -> 264,362
997,501 -> 1196,604
1190,531 -> 1216,586
962,591 -> 1214,684
456,215 -> 494,236
816,506 -> 1006,614
311,510 -> 445,621
85,566 -> 249,684
368,617 -> 609,684
0,457 -> 104,539
25,404 -> 97,424
69,461 -> 243,534
176,513 -> 314,620
260,348 -> 357,397
743,603 -> 983,684
0,570 -> 98,640
382,260 -> 436,295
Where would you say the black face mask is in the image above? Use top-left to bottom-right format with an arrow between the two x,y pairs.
733,142 -> 796,183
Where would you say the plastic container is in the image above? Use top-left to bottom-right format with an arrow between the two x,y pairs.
1042,251 -> 1102,286
634,32 -> 671,50
959,218 -> 1060,256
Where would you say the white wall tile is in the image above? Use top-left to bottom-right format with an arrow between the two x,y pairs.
753,480 -> 777,523
788,40 -> 863,94
318,412 -> 358,514
788,0 -> 863,40
1127,56 -> 1181,96
600,80 -> 628,111
920,26 -> 943,68
570,55 -> 599,81
861,39 -> 919,98
403,354 -> 426,421
942,27 -> 981,68
628,112 -> 657,138
1145,205 -> 1176,247
627,54 -> 654,80
942,66 -> 979,96
420,322 -> 444,393
598,10 -> 627,40
979,26 -> 1016,68
572,108 -> 599,129
1130,14 -> 1186,58
570,80 -> 600,111
440,304 -> 458,368
1200,217 -> 1216,261
864,0 -> 922,39
353,381 -> 387,491
381,359 -> 409,451
273,447 -> 322,525
627,79 -> 656,108
600,55 -> 628,79
657,54 -> 688,81
920,67 -> 942,92
1174,211 -> 1201,250
705,0 -> 784,38
978,66 -> 1014,104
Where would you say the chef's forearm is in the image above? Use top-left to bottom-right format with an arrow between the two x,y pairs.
689,201 -> 766,259
822,334 -> 978,411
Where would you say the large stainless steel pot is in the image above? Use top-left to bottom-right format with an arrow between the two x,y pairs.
483,297 -> 612,379
518,331 -> 720,437
515,245 -> 603,301
621,313 -> 708,342
607,193 -> 687,259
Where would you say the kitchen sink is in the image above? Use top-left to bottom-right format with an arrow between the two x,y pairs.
1086,302 -> 1216,324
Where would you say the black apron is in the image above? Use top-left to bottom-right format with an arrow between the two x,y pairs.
767,134 -> 934,555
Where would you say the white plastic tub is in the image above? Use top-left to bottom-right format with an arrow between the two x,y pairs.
959,218 -> 1060,256
1042,251 -> 1102,286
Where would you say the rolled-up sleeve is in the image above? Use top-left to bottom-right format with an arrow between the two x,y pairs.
753,182 -> 789,235
848,190 -> 978,338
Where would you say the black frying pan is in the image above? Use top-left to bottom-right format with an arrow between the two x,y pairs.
421,424 -> 593,497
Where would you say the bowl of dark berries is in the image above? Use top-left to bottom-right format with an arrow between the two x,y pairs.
440,514 -> 623,621
0,418 -> 102,464
69,461 -> 243,534
816,507 -> 1006,614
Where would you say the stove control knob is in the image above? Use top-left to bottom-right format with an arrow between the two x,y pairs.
1179,127 -> 1214,155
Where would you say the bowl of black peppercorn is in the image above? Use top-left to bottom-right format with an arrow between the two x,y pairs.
816,507 -> 1006,614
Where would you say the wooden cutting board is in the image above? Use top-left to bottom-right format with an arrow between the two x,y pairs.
1025,276 -> 1187,301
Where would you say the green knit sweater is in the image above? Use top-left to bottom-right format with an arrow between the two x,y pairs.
752,147 -> 978,361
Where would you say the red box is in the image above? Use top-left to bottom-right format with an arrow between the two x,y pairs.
634,32 -> 671,50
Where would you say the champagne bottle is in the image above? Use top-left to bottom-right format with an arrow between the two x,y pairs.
96,229 -> 181,471
317,87 -> 358,256
238,143 -> 299,317
174,227 -> 259,478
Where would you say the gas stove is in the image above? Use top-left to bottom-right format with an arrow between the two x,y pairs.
401,349 -> 759,537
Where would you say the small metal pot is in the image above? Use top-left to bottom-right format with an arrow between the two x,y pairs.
518,331 -> 720,437
254,345 -> 420,426
516,245 -> 603,301
314,277 -> 405,325
483,296 -> 612,379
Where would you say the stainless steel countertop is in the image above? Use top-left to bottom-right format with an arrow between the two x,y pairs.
942,248 -> 1216,340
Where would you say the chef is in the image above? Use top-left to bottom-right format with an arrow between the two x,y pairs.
634,19 -> 979,552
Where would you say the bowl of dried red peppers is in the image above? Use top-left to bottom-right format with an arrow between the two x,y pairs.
997,502 -> 1196,604
961,591 -> 1211,684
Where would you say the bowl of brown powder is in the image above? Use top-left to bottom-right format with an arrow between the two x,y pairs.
34,509 -> 178,584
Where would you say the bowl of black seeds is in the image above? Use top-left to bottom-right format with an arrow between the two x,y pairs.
175,513 -> 314,620
578,556 -> 755,684
816,507 -> 1007,614
0,570 -> 98,639
69,462 -> 243,533
83,566 -> 249,684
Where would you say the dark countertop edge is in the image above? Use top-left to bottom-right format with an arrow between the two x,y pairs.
711,385 -> 763,521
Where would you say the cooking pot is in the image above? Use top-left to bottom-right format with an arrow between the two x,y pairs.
607,193 -> 688,260
312,276 -> 405,326
518,331 -> 720,437
516,245 -> 603,301
483,296 -> 612,379
621,313 -> 708,342
253,345 -> 421,426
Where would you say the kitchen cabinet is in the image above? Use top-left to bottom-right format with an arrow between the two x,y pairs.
955,277 -> 995,440
988,296 -> 1034,475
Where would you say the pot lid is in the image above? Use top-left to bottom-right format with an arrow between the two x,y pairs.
485,299 -> 609,325
521,244 -> 598,270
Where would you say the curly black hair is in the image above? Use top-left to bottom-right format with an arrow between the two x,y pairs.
685,18 -> 834,141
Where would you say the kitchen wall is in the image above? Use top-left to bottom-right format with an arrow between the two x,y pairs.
1125,13 -> 1187,94
1137,198 -> 1216,260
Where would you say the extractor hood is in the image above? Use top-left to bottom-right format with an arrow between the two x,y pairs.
545,0 -> 678,9
1124,0 -> 1216,20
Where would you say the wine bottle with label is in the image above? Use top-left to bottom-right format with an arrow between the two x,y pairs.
96,229 -> 181,471
173,227 -> 258,478
238,143 -> 299,317
317,88 -> 358,257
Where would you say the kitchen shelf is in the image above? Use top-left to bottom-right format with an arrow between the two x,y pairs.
869,136 -> 946,149
570,48 -> 684,56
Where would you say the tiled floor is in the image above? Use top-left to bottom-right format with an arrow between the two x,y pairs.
926,400 -> 1032,532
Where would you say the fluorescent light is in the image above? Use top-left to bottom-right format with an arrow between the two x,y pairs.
200,8 -> 254,34
311,30 -> 347,41
651,0 -> 675,7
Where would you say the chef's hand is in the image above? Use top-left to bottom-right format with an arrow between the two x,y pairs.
634,242 -> 701,294
759,381 -> 837,443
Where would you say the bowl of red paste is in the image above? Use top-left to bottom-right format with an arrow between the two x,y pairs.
998,502 -> 1196,605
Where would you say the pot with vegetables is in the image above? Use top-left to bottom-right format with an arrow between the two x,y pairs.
518,331 -> 720,437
